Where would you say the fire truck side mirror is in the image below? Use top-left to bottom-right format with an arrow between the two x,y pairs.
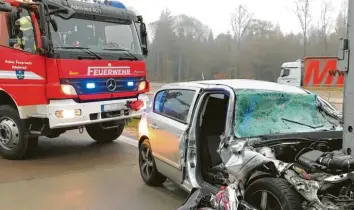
41,35 -> 52,52
140,22 -> 148,57
50,18 -> 58,32
0,1 -> 12,12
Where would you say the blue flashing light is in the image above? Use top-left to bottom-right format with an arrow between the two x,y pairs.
109,1 -> 126,9
100,0 -> 126,9
86,82 -> 96,89
127,81 -> 134,87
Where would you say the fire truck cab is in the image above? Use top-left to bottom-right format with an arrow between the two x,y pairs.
0,0 -> 149,160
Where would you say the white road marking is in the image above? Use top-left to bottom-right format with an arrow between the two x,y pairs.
118,135 -> 138,147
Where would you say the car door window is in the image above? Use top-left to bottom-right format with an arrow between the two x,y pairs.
161,90 -> 195,122
153,89 -> 195,123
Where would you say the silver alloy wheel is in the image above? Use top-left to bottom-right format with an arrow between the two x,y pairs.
0,117 -> 20,150
140,144 -> 154,179
250,190 -> 283,210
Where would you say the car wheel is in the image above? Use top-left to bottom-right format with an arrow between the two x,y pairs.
0,105 -> 36,160
139,139 -> 167,186
244,177 -> 303,210
86,123 -> 124,143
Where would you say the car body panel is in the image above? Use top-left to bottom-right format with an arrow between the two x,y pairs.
145,85 -> 201,183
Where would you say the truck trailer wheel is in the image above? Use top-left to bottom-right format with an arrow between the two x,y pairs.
85,123 -> 124,143
0,105 -> 38,160
244,177 -> 303,210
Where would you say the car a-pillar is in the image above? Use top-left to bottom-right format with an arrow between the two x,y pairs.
0,91 -> 38,160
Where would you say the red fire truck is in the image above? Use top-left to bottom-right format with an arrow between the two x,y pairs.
0,0 -> 150,159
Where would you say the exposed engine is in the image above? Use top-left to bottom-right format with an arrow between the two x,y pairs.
297,150 -> 354,174
253,139 -> 354,210
210,136 -> 354,210
291,149 -> 354,209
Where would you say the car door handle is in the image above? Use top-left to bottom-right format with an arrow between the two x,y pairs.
150,123 -> 159,130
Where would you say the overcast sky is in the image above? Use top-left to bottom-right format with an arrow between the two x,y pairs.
122,0 -> 345,36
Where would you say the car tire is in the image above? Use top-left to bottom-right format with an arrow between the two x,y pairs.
86,123 -> 124,143
0,105 -> 37,160
139,139 -> 167,186
244,177 -> 303,210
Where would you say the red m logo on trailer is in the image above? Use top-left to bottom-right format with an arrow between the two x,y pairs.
303,57 -> 344,87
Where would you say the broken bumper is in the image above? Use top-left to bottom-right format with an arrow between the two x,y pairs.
46,94 -> 149,129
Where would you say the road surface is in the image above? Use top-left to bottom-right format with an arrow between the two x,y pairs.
0,131 -> 187,210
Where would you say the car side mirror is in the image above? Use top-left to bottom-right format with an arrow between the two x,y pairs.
0,1 -> 12,12
140,22 -> 148,57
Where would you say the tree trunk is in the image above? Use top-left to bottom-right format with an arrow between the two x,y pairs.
178,53 -> 182,81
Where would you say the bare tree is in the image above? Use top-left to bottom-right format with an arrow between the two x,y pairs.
293,0 -> 311,56
341,0 -> 348,37
230,4 -> 253,78
319,0 -> 334,54
231,5 -> 253,48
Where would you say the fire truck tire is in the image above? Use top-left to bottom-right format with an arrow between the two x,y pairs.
85,123 -> 124,143
0,105 -> 37,160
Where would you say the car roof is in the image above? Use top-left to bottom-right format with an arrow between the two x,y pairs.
163,79 -> 307,94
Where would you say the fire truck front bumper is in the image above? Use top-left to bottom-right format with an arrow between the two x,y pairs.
45,94 -> 149,129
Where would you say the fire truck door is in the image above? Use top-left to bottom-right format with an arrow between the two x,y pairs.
0,8 -> 47,106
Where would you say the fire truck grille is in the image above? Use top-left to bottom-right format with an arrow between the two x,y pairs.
60,77 -> 145,95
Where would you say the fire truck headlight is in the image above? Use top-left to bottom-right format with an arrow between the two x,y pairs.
61,84 -> 77,95
138,81 -> 147,91
55,109 -> 81,119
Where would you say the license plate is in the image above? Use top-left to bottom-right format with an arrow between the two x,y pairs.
101,103 -> 125,112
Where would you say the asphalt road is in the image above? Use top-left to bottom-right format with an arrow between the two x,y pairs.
0,130 -> 188,210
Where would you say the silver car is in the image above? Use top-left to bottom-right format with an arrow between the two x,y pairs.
138,79 -> 347,209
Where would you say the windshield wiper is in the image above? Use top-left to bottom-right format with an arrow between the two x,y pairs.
316,100 -> 343,124
54,46 -> 102,60
102,48 -> 138,60
281,118 -> 324,129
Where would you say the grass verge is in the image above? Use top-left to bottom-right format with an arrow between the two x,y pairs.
126,118 -> 140,131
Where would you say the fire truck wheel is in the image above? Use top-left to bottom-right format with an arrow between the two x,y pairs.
85,123 -> 124,143
0,105 -> 35,160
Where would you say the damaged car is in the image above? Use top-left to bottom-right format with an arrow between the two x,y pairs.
138,79 -> 350,209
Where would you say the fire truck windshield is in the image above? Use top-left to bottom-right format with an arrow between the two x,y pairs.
49,15 -> 142,58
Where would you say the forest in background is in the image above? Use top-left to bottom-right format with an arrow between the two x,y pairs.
142,0 -> 348,83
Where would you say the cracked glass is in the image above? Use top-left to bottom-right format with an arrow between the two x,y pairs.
234,90 -> 338,138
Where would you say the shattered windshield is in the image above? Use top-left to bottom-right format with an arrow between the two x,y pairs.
234,90 -> 342,138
